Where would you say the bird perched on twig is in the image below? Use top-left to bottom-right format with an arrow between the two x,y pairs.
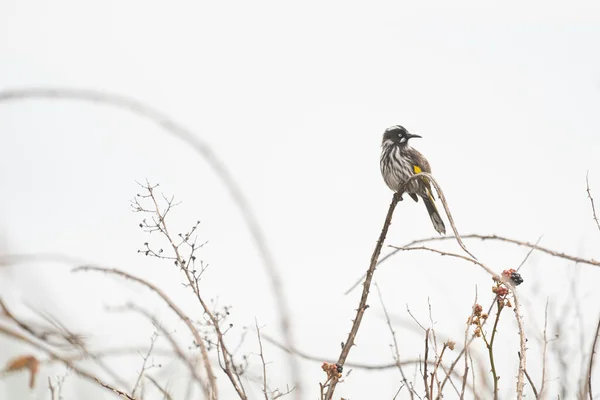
380,125 -> 446,234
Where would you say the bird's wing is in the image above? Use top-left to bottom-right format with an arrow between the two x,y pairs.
408,149 -> 435,197
408,149 -> 432,174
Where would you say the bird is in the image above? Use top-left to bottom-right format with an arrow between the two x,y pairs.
380,125 -> 446,234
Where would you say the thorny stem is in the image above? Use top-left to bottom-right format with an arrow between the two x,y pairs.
479,299 -> 504,400
322,192 -> 401,400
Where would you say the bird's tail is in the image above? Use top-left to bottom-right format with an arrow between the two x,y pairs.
422,191 -> 446,234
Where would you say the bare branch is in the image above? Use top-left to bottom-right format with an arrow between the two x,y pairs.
516,235 -> 543,272
345,231 -> 600,295
404,234 -> 600,267
131,330 -> 159,396
255,319 -> 270,400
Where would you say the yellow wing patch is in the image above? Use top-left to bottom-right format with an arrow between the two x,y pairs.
413,165 -> 422,174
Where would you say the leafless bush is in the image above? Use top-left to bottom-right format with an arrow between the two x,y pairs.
0,88 -> 599,399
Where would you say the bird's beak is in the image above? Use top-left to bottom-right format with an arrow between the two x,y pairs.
407,133 -> 422,139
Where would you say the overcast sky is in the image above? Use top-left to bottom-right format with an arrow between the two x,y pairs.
1,1 -> 600,399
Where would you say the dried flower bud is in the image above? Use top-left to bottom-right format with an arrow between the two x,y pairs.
445,340 -> 456,351
473,304 -> 483,316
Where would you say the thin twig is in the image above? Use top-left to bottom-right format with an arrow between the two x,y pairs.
424,329 -> 431,400
95,377 -> 136,400
375,283 -> 415,400
346,231 -> 600,294
0,87 -> 301,398
132,331 -> 159,396
113,303 -> 210,399
586,171 -> 600,234
264,334 -> 466,374
584,316 -> 600,400
516,235 -> 543,272
539,299 -> 549,398
393,246 -> 499,279
399,234 -> 600,267
255,319 -> 270,400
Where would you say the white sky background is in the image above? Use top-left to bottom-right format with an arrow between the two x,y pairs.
1,1 -> 600,399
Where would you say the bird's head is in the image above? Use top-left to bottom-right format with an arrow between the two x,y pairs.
382,125 -> 422,145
